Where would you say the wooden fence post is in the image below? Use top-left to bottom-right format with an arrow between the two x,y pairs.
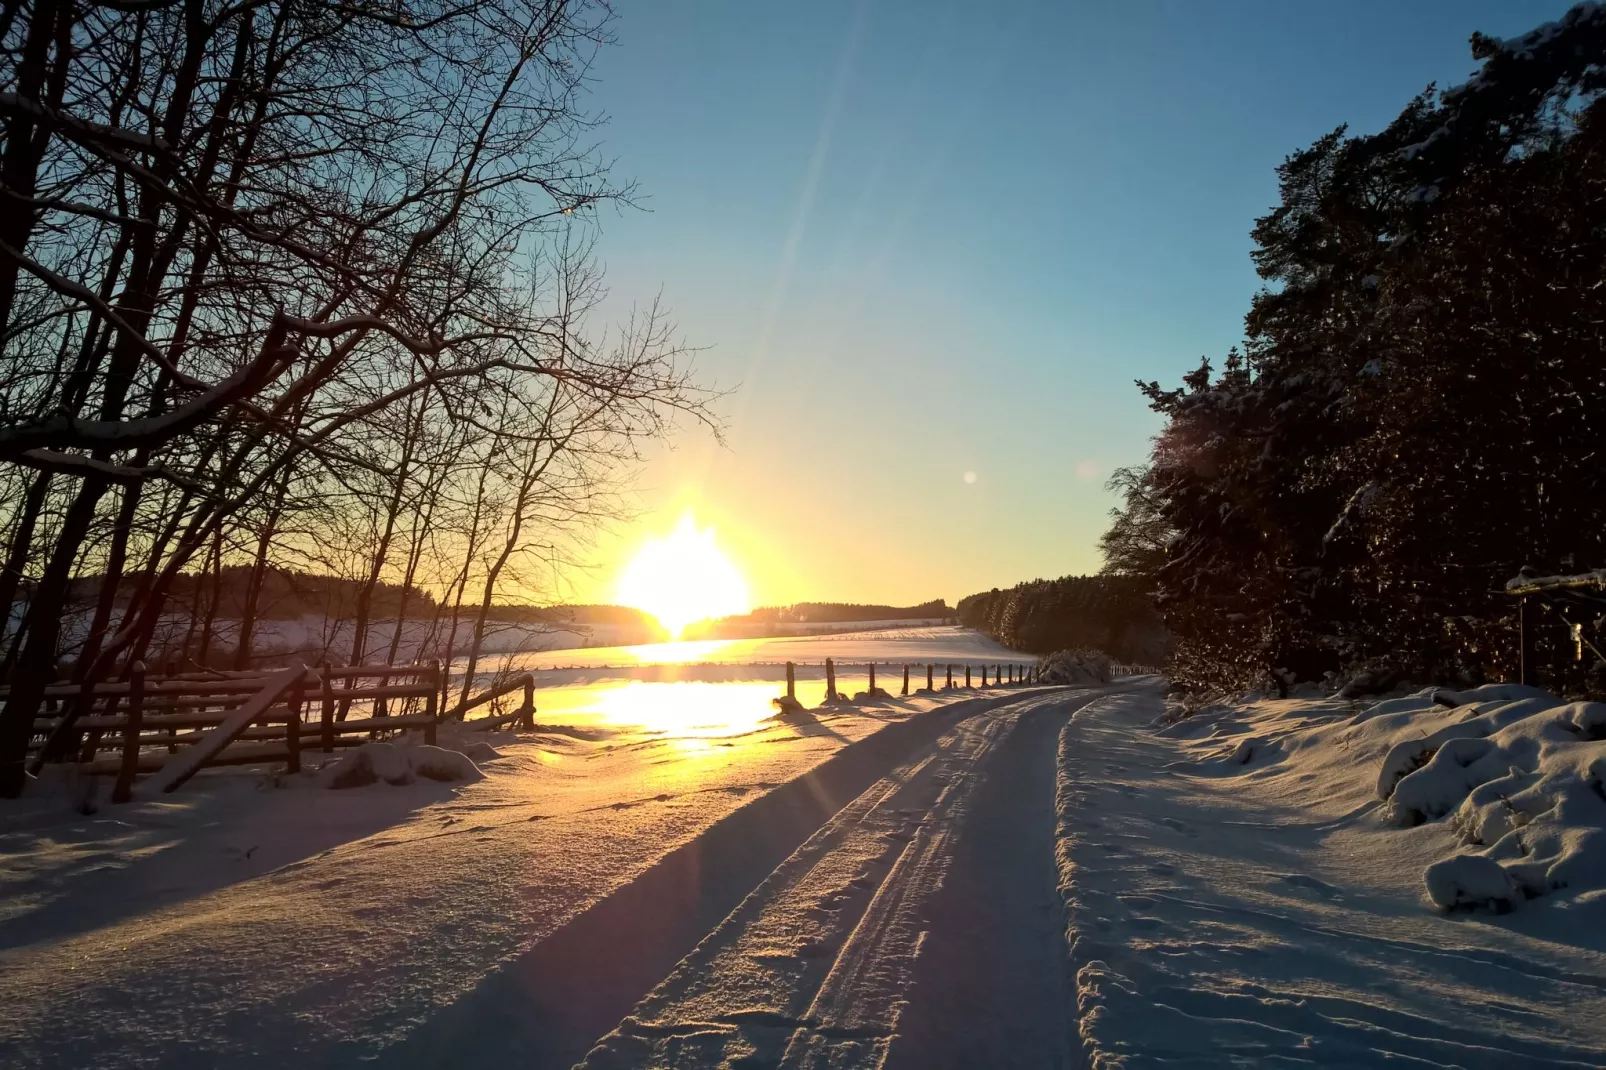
945,664 -> 953,688
425,660 -> 442,739
521,674 -> 535,731
965,665 -> 972,687
926,664 -> 934,690
285,677 -> 303,775
901,664 -> 909,696
787,661 -> 797,700
112,662 -> 146,803
826,658 -> 836,701
869,664 -> 876,693
320,661 -> 335,752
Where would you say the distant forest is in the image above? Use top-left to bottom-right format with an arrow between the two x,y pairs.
47,567 -> 947,632
733,601 -> 951,624
1099,9 -> 1606,695
956,578 -> 1165,666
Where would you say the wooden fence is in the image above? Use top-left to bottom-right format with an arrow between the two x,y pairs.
799,657 -> 1039,702
7,652 -> 1039,798
9,661 -> 536,799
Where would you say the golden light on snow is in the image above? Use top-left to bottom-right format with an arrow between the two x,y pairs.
621,639 -> 734,664
618,512 -> 751,638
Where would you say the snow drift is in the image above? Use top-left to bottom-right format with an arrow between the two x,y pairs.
1367,686 -> 1606,910
319,741 -> 484,788
1168,682 -> 1606,912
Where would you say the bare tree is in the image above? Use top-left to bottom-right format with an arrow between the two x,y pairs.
0,0 -> 713,796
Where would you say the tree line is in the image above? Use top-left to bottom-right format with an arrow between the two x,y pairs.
0,0 -> 711,795
735,601 -> 952,625
1100,6 -> 1606,696
956,576 -> 1165,666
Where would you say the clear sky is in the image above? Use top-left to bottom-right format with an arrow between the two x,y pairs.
563,0 -> 1571,610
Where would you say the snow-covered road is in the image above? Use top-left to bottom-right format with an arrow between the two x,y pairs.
575,688 -> 1104,1070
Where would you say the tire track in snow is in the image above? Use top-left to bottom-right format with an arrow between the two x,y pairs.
879,691 -> 1094,1070
577,688 -> 1120,1069
371,689 -> 1045,1070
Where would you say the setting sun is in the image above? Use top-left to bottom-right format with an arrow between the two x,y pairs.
617,512 -> 750,638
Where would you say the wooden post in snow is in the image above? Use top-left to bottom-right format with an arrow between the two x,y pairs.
426,660 -> 443,737
965,665 -> 972,688
285,678 -> 302,775
787,661 -> 797,700
111,662 -> 146,803
825,658 -> 836,701
926,664 -> 934,691
901,664 -> 909,696
320,661 -> 335,752
869,664 -> 876,692
945,665 -> 953,689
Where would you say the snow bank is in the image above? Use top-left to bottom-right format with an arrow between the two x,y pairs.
1169,682 -> 1606,913
1037,649 -> 1112,686
1359,688 -> 1606,909
319,741 -> 484,789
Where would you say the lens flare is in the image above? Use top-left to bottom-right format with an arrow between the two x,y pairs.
617,512 -> 750,638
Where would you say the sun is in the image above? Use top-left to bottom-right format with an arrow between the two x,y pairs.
617,512 -> 751,638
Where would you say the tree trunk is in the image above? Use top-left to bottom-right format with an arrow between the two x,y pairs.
0,475 -> 110,796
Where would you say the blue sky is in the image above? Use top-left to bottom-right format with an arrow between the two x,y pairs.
570,0 -> 1571,607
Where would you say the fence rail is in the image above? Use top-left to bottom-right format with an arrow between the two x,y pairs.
8,650 -> 1046,798
9,660 -> 550,798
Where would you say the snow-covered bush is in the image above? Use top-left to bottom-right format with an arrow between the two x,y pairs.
1361,686 -> 1606,910
1036,649 -> 1114,686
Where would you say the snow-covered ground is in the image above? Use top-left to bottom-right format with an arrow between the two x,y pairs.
10,671 -> 1599,1068
1061,686 -> 1606,1068
0,668 -> 1056,1068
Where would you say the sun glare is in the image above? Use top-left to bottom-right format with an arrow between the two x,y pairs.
618,512 -> 750,638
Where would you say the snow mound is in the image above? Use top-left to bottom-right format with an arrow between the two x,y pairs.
1037,649 -> 1112,686
770,695 -> 809,719
320,741 -> 484,789
1347,686 -> 1606,910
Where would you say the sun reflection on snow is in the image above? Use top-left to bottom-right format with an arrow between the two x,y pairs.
590,680 -> 777,739
620,639 -> 734,664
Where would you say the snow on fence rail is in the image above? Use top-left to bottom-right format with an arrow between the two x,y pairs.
4,660 -> 537,798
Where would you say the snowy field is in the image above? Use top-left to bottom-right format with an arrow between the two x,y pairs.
0,627 -> 1045,1068
7,665 -> 1602,1068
